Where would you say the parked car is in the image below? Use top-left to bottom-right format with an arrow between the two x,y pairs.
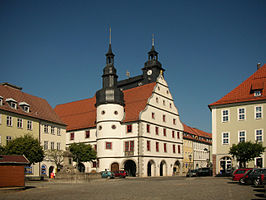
253,170 -> 266,186
114,170 -> 127,178
197,168 -> 212,176
240,168 -> 266,185
101,170 -> 115,179
186,169 -> 198,177
232,168 -> 252,181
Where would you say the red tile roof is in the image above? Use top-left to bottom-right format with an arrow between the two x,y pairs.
182,123 -> 212,144
0,83 -> 65,125
0,155 -> 29,165
209,64 -> 266,107
54,82 -> 156,131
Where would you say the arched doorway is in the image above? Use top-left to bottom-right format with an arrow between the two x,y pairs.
78,163 -> 85,173
160,161 -> 167,176
49,166 -> 54,178
220,156 -> 232,175
173,160 -> 180,175
147,160 -> 156,176
124,160 -> 136,177
111,162 -> 119,172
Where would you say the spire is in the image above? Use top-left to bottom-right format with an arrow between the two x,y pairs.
106,27 -> 114,65
148,34 -> 158,61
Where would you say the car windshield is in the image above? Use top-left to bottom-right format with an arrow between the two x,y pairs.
235,170 -> 246,174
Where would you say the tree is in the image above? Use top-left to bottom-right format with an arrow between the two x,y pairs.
4,134 -> 44,165
69,143 -> 96,164
229,141 -> 265,168
45,149 -> 65,171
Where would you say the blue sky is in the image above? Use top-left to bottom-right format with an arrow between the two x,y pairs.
0,0 -> 265,133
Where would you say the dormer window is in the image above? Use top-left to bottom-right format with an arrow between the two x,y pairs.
19,102 -> 30,113
6,98 -> 17,109
0,96 -> 3,106
254,90 -> 262,97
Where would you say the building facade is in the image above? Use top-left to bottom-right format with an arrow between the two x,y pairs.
182,123 -> 212,174
209,64 -> 266,175
55,40 -> 184,177
0,83 -> 66,177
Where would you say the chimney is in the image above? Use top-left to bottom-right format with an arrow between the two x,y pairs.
257,63 -> 261,70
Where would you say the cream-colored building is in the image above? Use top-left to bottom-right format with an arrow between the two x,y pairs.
209,64 -> 266,175
55,42 -> 184,177
182,123 -> 212,174
0,83 -> 66,177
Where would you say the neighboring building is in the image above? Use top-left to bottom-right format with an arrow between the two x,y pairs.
0,155 -> 29,187
182,123 -> 212,174
0,83 -> 66,177
55,39 -> 184,177
209,64 -> 266,175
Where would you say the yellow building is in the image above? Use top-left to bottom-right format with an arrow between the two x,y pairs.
209,64 -> 266,175
182,123 -> 212,174
0,83 -> 66,177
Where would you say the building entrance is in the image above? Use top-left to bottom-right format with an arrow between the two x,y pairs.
124,160 -> 136,177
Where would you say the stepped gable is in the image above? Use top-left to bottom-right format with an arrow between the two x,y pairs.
0,83 -> 64,125
209,64 -> 266,107
54,82 -> 156,131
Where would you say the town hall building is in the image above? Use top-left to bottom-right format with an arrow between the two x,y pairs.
55,37 -> 184,177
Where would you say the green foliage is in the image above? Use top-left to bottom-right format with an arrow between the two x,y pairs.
69,143 -> 96,164
4,134 -> 44,165
0,145 -> 5,154
229,141 -> 265,168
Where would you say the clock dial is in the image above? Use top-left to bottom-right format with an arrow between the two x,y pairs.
147,70 -> 152,75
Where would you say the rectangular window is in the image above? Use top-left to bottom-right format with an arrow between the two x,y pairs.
173,119 -> 176,125
147,141 -> 151,151
173,145 -> 176,153
255,129 -> 263,142
92,162 -> 97,168
6,136 -> 11,145
172,131 -> 175,138
106,142 -> 112,149
125,141 -> 129,151
57,128 -> 61,136
6,116 -> 12,127
70,132 -> 74,140
130,141 -> 134,152
57,142 -> 60,150
44,125 -> 49,133
27,120 -> 32,130
163,128 -> 166,136
152,112 -> 155,119
222,110 -> 229,122
177,132 -> 180,139
163,115 -> 166,122
17,118 -> 23,128
222,132 -> 229,144
44,141 -> 48,150
51,126 -> 55,135
156,142 -> 159,152
178,145 -> 181,154
51,142 -> 54,150
164,143 -> 167,153
94,144 -> 97,151
127,124 -> 132,133
85,130 -> 90,138
239,131 -> 246,142
146,124 -> 150,133
238,108 -> 245,120
155,127 -> 159,135
255,106 -> 262,119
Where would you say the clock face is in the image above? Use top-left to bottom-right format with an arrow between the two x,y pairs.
147,70 -> 152,75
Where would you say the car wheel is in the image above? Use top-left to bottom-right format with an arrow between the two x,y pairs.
239,178 -> 245,184
254,178 -> 260,187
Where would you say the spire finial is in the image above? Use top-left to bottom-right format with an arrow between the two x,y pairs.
152,34 -> 154,47
109,27 -> 111,45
